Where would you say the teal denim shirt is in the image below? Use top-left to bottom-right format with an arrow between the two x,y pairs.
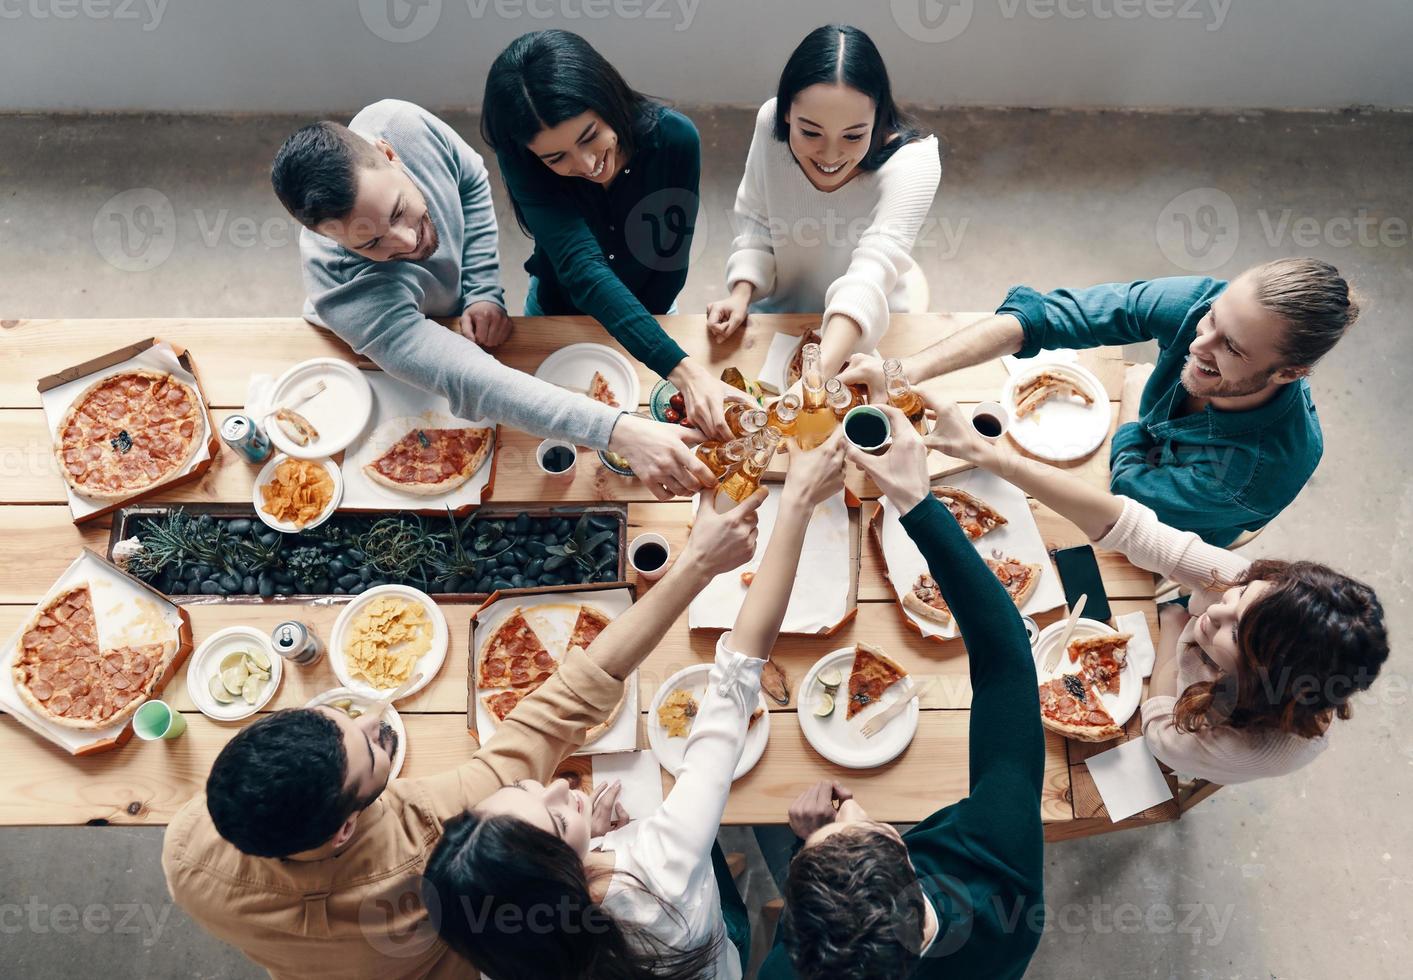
998,276 -> 1323,546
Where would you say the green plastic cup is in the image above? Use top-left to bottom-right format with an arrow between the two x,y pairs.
133,700 -> 187,740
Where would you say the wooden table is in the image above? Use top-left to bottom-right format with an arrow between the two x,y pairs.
0,314 -> 1174,838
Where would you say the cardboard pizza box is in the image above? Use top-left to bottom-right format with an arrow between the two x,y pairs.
0,549 -> 194,756
37,338 -> 222,525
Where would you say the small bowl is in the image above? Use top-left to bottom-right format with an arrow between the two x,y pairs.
254,454 -> 343,533
597,449 -> 635,478
648,379 -> 680,423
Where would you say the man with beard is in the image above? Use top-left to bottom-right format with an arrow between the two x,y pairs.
270,102 -> 715,500
838,259 -> 1359,545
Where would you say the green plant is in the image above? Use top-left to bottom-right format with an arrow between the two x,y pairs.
358,516 -> 440,580
285,546 -> 329,583
545,514 -> 617,577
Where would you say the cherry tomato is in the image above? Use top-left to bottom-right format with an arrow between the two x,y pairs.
664,407 -> 682,423
669,392 -> 685,411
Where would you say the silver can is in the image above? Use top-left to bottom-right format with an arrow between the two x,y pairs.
220,413 -> 273,463
1020,615 -> 1040,646
271,620 -> 323,666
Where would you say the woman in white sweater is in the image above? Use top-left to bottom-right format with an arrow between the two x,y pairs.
921,395 -> 1388,786
707,25 -> 942,373
423,433 -> 846,980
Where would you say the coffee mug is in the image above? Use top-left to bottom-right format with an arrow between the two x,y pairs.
628,532 -> 672,581
843,405 -> 892,455
970,401 -> 1010,443
133,700 -> 187,741
536,439 -> 578,479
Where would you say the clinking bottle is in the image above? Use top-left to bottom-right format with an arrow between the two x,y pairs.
717,429 -> 778,505
883,358 -> 929,434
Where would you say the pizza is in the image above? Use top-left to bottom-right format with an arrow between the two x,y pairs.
846,642 -> 909,720
478,609 -> 557,691
1013,370 -> 1095,419
900,557 -> 1040,629
1067,632 -> 1132,696
568,605 -> 611,652
901,573 -> 954,628
56,369 -> 205,501
933,486 -> 1007,541
588,371 -> 619,408
658,688 -> 698,738
1038,673 -> 1123,741
363,425 -> 494,496
987,556 -> 1042,611
11,583 -> 178,730
785,329 -> 823,389
481,688 -> 527,723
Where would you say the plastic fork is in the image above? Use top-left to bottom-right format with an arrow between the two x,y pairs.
860,678 -> 929,738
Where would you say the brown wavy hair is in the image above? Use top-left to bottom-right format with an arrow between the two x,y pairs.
1174,559 -> 1388,738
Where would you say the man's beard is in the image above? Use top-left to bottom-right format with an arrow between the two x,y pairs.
1181,357 -> 1277,399
397,212 -> 439,262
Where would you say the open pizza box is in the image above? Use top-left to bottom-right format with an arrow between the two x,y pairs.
468,583 -> 639,756
869,468 -> 1066,643
0,549 -> 194,756
687,483 -> 861,637
38,338 -> 222,525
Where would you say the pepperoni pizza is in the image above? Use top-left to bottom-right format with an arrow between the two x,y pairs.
363,425 -> 494,496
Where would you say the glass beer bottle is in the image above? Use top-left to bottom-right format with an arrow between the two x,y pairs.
766,393 -> 801,438
883,358 -> 929,434
717,435 -> 775,505
825,378 -> 862,419
724,403 -> 768,438
794,342 -> 839,450
695,437 -> 748,479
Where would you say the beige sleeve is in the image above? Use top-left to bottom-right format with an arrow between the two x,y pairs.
1096,496 -> 1252,600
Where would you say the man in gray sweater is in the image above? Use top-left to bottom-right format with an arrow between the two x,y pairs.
271,100 -> 712,498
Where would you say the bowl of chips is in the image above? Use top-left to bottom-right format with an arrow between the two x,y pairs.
254,454 -> 342,533
328,584 -> 448,700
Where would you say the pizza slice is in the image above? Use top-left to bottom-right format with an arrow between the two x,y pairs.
568,605 -> 611,652
785,329 -> 823,388
588,371 -> 619,408
932,486 -> 1008,541
901,573 -> 953,629
1038,673 -> 1123,742
845,642 -> 909,720
1013,370 -> 1095,419
986,556 -> 1042,611
477,609 -> 556,690
1067,633 -> 1132,696
364,425 -> 494,496
273,407 -> 318,447
482,688 -> 527,724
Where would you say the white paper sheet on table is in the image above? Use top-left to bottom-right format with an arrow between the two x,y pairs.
1084,737 -> 1174,822
1115,610 -> 1157,677
247,370 -> 495,508
878,468 -> 1065,639
688,486 -> 852,634
1001,348 -> 1080,376
591,750 -> 666,825
41,342 -> 214,519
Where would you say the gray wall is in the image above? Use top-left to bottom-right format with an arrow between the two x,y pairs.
3,0 -> 1412,112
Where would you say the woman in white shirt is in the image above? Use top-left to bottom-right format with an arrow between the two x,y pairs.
921,394 -> 1389,786
708,24 -> 942,375
423,432 -> 847,980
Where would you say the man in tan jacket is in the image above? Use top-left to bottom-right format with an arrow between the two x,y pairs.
162,492 -> 765,979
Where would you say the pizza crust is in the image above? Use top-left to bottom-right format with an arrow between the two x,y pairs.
933,486 -> 1008,540
901,578 -> 953,628
1040,712 -> 1124,742
363,426 -> 494,497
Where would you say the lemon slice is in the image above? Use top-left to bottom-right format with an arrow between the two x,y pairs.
244,649 -> 272,673
813,693 -> 835,718
817,667 -> 843,693
208,674 -> 236,705
220,651 -> 249,673
242,674 -> 264,705
222,664 -> 249,696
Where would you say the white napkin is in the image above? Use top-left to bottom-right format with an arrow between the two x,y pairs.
590,750 -> 666,844
1001,348 -> 1080,376
1116,610 -> 1157,678
759,330 -> 803,394
1084,738 -> 1174,822
245,373 -> 276,418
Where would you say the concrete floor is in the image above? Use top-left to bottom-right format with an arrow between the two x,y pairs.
2,105 -> 1411,979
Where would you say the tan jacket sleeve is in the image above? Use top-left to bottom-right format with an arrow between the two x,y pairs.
415,646 -> 625,822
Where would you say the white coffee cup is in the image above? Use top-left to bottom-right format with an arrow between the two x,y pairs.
536,439 -> 578,479
628,532 -> 672,581
970,402 -> 1010,443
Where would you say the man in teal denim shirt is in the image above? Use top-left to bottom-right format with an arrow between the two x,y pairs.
842,259 -> 1359,546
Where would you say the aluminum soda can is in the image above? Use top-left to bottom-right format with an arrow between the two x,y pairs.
271,620 -> 323,666
220,414 -> 273,463
1020,615 -> 1041,646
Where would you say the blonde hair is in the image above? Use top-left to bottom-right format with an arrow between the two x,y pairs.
1249,258 -> 1360,368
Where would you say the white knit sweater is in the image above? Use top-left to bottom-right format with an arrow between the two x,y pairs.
1096,497 -> 1329,784
724,100 -> 942,352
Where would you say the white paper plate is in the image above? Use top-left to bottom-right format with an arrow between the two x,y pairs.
647,663 -> 769,781
305,687 -> 407,779
329,585 -> 448,700
798,647 -> 919,769
1002,362 -> 1109,462
185,626 -> 283,722
346,414 -> 495,505
266,358 -> 373,459
534,343 -> 640,413
253,454 -> 343,533
1033,617 -> 1140,728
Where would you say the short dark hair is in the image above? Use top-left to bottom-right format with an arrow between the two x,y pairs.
271,121 -> 384,228
773,24 -> 928,172
782,826 -> 925,979
1250,257 -> 1361,368
206,708 -> 359,857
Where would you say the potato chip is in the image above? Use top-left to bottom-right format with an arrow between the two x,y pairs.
344,596 -> 431,688
260,458 -> 334,528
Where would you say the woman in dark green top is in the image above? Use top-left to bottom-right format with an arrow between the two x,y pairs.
759,405 -> 1045,980
482,30 -> 742,440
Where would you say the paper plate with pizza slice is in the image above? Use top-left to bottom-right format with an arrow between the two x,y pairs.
534,343 -> 640,413
1032,618 -> 1140,742
798,644 -> 918,769
471,589 -> 638,754
347,414 -> 495,504
647,663 -> 770,781
305,687 -> 407,779
1001,361 -> 1109,463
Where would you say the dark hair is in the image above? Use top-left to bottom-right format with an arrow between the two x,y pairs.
481,30 -> 661,234
271,121 -> 385,227
1175,559 -> 1388,738
423,811 -> 720,980
1251,258 -> 1361,369
781,826 -> 925,980
773,24 -> 927,172
206,708 -> 362,857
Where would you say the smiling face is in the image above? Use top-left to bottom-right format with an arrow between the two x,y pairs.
313,705 -> 398,810
475,778 -> 593,857
785,83 -> 875,191
527,110 -> 623,185
1182,274 -> 1305,399
313,140 -> 439,263
1192,579 -> 1271,674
